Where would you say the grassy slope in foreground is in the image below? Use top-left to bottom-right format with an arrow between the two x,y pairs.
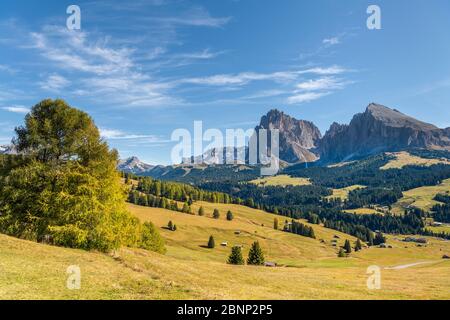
1,202 -> 450,300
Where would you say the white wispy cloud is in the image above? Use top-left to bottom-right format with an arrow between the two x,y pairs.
39,74 -> 70,91
301,66 -> 347,75
146,46 -> 167,60
153,7 -> 231,28
100,128 -> 170,144
295,77 -> 346,91
28,26 -> 180,107
323,37 -> 340,46
0,64 -> 16,74
286,75 -> 353,104
175,48 -> 225,60
178,66 -> 347,87
286,92 -> 331,104
1,106 -> 29,114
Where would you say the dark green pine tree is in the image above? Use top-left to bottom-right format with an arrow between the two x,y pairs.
373,232 -> 386,245
226,210 -> 233,221
366,229 -> 374,246
247,241 -> 265,265
308,226 -> 316,239
227,246 -> 245,265
198,206 -> 205,216
344,239 -> 352,254
273,218 -> 279,230
213,209 -> 220,219
207,235 -> 215,249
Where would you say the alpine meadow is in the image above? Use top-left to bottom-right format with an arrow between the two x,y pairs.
0,0 -> 450,306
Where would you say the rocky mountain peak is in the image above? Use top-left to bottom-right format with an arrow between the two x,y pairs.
118,156 -> 154,174
319,103 -> 450,162
365,103 -> 438,131
256,109 -> 322,163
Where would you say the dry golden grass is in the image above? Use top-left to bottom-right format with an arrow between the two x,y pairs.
1,202 -> 450,300
326,185 -> 366,200
249,174 -> 311,187
344,208 -> 382,215
426,225 -> 450,234
327,161 -> 357,168
381,152 -> 450,170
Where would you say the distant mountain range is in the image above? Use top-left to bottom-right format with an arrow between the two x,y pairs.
0,145 -> 16,155
118,103 -> 450,177
118,156 -> 154,174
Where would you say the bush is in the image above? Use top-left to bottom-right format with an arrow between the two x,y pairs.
48,224 -> 88,249
226,210 -> 233,221
213,209 -> 220,219
140,222 -> 166,254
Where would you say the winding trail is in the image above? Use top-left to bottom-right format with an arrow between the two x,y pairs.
384,261 -> 435,270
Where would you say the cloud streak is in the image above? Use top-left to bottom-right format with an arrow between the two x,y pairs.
1,106 -> 29,114
287,92 -> 331,104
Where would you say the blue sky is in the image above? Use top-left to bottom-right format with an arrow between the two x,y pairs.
1,0 -> 450,164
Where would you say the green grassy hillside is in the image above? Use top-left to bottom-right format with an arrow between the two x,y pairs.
392,178 -> 450,214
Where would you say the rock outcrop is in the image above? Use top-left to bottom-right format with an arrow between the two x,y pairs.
255,109 -> 322,163
319,103 -> 450,162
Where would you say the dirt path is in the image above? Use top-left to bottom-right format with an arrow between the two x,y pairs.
384,261 -> 435,270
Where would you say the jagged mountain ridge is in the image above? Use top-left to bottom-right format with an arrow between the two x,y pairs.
319,103 -> 450,162
119,103 -> 450,176
255,109 -> 321,163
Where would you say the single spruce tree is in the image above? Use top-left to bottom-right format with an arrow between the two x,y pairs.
207,235 -> 215,249
226,210 -> 233,221
273,218 -> 279,230
213,209 -> 220,219
228,246 -> 245,265
344,239 -> 352,254
247,241 -> 265,265
198,206 -> 205,216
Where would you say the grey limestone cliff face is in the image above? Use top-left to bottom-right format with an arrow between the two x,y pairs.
256,109 -> 322,163
319,103 -> 450,162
